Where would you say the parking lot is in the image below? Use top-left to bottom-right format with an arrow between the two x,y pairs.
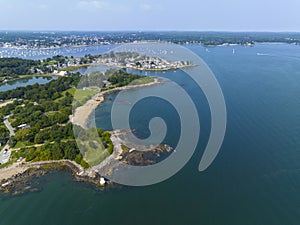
0,144 -> 11,165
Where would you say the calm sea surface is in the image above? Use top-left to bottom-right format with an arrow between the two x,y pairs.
1,44 -> 300,225
0,45 -> 117,60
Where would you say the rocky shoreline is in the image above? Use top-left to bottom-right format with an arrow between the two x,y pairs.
0,160 -> 107,196
92,129 -> 173,179
1,79 -> 168,196
0,134 -> 173,196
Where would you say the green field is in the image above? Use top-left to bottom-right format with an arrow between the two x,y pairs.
73,87 -> 99,107
76,139 -> 110,166
130,76 -> 155,85
54,88 -> 76,102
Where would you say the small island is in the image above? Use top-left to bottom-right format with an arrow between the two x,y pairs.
95,51 -> 193,71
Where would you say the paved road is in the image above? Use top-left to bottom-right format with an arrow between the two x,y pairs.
4,118 -> 15,136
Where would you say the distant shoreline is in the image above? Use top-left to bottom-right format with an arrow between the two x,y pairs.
1,41 -> 299,51
94,62 -> 196,72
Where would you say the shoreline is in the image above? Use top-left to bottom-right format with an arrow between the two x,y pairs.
0,78 -> 163,193
0,160 -> 105,194
0,127 -> 172,194
71,78 -> 162,129
92,129 -> 173,178
0,160 -> 84,181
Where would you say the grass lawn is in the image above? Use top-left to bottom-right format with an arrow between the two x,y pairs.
40,60 -> 57,66
79,140 -> 110,166
0,161 -> 13,169
74,88 -> 98,101
14,141 -> 31,149
60,64 -> 91,72
73,87 -> 99,107
54,88 -> 76,102
130,76 -> 155,85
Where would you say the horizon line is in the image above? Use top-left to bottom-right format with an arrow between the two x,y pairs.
1,29 -> 300,33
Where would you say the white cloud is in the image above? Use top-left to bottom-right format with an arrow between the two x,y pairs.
77,1 -> 108,10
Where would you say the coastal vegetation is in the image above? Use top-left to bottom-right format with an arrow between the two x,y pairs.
0,74 -> 80,101
0,74 -> 91,168
0,58 -> 39,82
0,67 -> 156,172
107,70 -> 154,87
0,123 -> 9,146
73,126 -> 113,166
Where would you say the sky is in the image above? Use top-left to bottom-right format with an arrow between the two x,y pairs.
0,0 -> 300,31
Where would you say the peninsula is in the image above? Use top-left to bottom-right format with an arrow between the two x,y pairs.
0,52 -> 192,84
0,62 -> 170,194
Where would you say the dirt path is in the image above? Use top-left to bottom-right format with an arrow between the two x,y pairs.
0,160 -> 88,182
0,100 -> 13,108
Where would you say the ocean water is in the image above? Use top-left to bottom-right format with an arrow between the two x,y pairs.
1,44 -> 300,225
0,45 -> 118,60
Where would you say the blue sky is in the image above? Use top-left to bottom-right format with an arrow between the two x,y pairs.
0,0 -> 300,31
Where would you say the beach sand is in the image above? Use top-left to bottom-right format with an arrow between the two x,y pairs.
0,165 -> 27,181
71,78 -> 161,129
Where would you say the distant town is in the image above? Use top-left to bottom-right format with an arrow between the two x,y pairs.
1,31 -> 300,50
96,52 -> 192,71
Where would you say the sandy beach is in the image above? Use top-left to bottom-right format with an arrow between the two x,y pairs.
71,78 -> 162,129
0,165 -> 27,181
71,93 -> 104,129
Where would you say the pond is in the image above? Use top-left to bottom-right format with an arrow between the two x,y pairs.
0,76 -> 57,92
